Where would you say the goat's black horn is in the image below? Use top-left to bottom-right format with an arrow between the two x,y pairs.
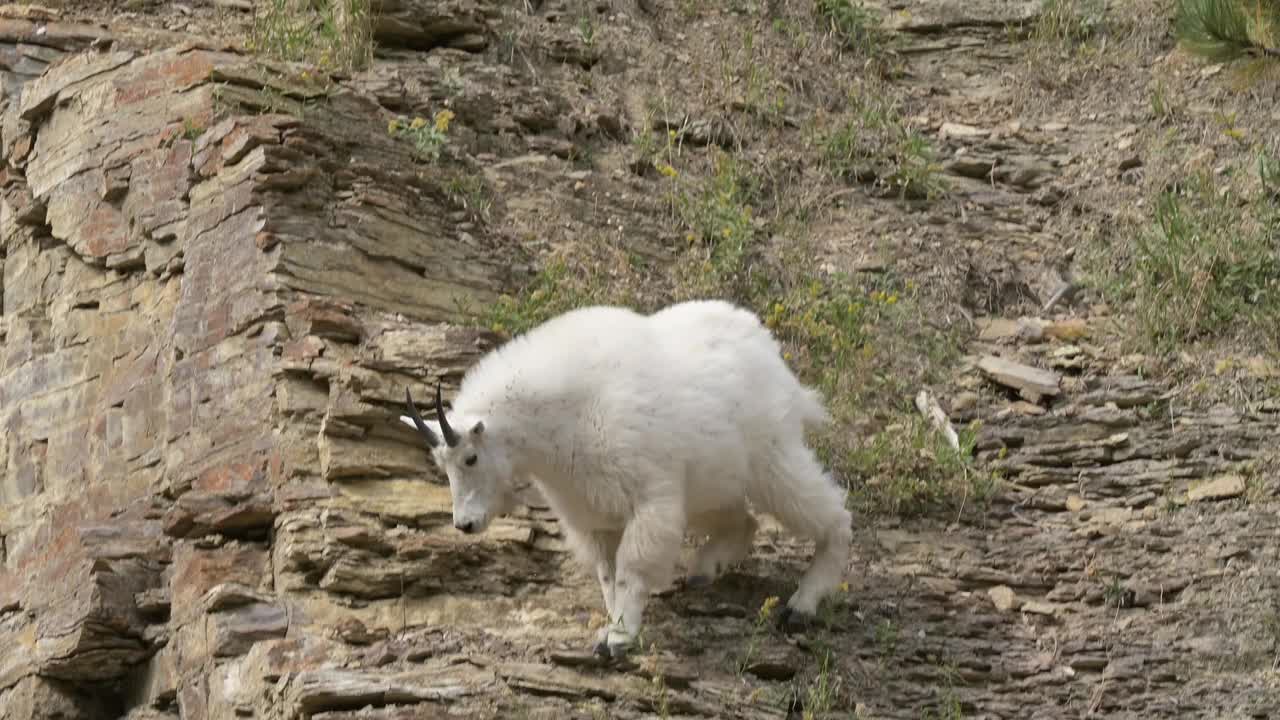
436,380 -> 460,447
405,387 -> 440,448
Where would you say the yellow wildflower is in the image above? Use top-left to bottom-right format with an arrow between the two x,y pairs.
839,581 -> 850,593
759,596 -> 780,618
722,227 -> 732,237
434,109 -> 456,133
887,293 -> 898,305
686,232 -> 696,244
409,116 -> 427,130
668,129 -> 677,139
784,352 -> 792,360
657,163 -> 678,178
387,119 -> 401,134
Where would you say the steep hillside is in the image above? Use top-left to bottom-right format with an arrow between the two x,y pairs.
0,1 -> 1277,719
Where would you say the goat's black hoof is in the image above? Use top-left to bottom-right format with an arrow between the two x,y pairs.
777,605 -> 814,633
605,641 -> 633,660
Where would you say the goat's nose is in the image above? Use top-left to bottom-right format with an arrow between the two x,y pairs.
455,520 -> 475,534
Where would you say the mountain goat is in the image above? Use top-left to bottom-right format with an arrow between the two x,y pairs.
399,300 -> 853,658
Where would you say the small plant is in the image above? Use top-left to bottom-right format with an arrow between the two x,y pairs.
181,118 -> 205,141
1261,150 -> 1280,200
1263,605 -> 1280,670
576,14 -> 596,47
388,110 -> 456,162
674,151 -> 762,297
738,595 -> 780,675
816,0 -> 883,54
1102,575 -> 1130,609
1150,80 -> 1177,123
873,618 -> 899,656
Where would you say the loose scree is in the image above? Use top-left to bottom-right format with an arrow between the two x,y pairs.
399,300 -> 854,658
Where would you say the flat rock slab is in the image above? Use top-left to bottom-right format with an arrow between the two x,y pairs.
978,354 -> 1062,402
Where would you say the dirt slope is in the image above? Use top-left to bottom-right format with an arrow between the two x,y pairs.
0,1 -> 1277,719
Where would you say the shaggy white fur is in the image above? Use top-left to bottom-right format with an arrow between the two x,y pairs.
400,300 -> 853,657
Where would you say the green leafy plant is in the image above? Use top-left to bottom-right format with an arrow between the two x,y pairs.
388,110 -> 456,162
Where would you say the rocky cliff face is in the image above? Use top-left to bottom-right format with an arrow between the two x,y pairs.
2,2 -> 1279,719
0,10 -> 564,718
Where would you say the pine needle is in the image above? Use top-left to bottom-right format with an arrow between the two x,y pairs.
1174,0 -> 1280,62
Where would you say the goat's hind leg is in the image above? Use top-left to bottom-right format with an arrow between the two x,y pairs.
756,442 -> 853,630
687,503 -> 757,587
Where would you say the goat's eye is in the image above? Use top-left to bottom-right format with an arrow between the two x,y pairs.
464,455 -> 478,467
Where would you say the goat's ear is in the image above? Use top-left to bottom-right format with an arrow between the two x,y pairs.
470,421 -> 485,437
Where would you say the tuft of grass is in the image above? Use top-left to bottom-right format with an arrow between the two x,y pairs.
816,0 -> 883,54
801,649 -> 839,720
822,93 -> 947,201
445,173 -> 492,222
1123,169 -> 1279,349
1031,0 -> 1105,46
249,0 -> 374,73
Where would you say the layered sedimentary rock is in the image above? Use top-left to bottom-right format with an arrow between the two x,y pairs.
0,26 -> 564,719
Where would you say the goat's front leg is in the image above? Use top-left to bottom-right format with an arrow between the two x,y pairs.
589,530 -> 622,650
563,524 -> 624,650
601,498 -> 685,658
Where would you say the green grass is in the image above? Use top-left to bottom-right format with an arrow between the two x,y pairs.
1121,167 -> 1279,349
816,0 -> 883,54
822,93 -> 948,201
1031,0 -> 1106,46
249,0 -> 374,73
839,413 -> 1000,519
485,258 -> 609,337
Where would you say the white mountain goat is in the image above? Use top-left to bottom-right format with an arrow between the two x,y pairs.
399,300 -> 853,658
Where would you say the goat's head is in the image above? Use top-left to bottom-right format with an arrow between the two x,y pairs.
400,383 -> 514,535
